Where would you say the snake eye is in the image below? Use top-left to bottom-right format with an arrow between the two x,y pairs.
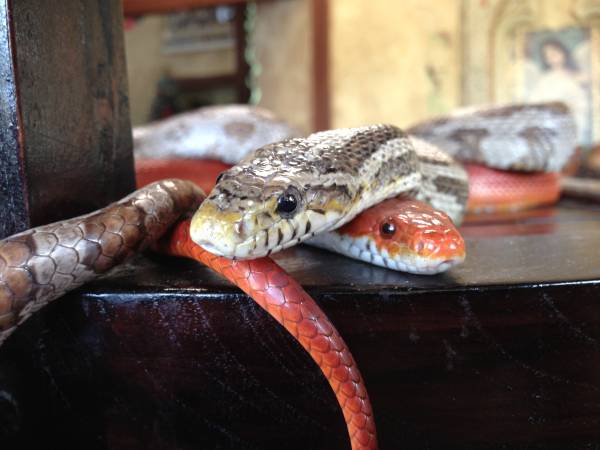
215,172 -> 225,184
380,221 -> 396,238
275,186 -> 302,218
276,192 -> 299,217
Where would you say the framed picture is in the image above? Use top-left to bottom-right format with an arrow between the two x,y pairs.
461,0 -> 600,148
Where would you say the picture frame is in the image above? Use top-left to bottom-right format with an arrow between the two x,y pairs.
460,0 -> 600,147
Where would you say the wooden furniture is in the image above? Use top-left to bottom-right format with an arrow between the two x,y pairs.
312,0 -> 330,130
0,0 -> 134,239
1,200 -> 600,449
1,1 -> 599,449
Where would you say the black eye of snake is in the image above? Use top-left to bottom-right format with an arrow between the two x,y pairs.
380,222 -> 396,237
276,192 -> 299,216
216,172 -> 225,184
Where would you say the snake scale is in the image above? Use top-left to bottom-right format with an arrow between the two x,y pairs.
0,180 -> 377,450
189,124 -> 469,260
133,104 -> 301,164
0,179 -> 203,345
0,102 -> 577,450
161,219 -> 376,450
407,101 -> 576,172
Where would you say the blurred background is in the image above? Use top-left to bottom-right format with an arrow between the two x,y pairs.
124,0 -> 599,150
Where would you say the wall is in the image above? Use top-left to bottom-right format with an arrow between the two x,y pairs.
124,3 -> 313,132
124,16 -> 164,126
123,1 -> 600,141
252,0 -> 463,132
330,0 -> 462,129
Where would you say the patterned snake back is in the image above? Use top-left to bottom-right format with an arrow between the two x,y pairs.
0,180 -> 203,345
408,102 -> 576,172
134,104 -> 301,164
190,124 -> 468,259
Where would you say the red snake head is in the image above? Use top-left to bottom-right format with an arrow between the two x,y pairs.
332,198 -> 466,274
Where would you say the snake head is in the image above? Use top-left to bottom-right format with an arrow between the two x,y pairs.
190,140 -> 354,259
326,198 -> 465,274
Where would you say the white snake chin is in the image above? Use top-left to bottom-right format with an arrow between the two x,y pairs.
191,199 -> 346,259
308,233 -> 465,275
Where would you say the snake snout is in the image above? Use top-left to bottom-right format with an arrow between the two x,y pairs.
411,230 -> 465,260
190,201 -> 249,258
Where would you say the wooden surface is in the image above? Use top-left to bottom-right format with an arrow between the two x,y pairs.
0,0 -> 28,238
0,0 -> 135,238
1,200 -> 599,449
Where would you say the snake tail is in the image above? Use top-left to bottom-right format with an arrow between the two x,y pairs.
162,220 -> 378,450
0,179 -> 204,346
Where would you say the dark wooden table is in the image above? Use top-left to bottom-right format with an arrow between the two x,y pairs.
1,199 -> 600,450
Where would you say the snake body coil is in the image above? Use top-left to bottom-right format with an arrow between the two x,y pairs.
0,180 -> 203,345
134,105 -> 301,164
408,102 -> 576,172
190,125 -> 469,259
0,179 -> 377,450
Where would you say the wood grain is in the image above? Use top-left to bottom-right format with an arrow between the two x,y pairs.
1,201 -> 600,449
0,0 -> 135,238
0,0 -> 29,238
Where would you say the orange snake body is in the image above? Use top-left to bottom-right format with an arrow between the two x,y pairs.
0,180 -> 377,450
465,163 -> 561,213
161,220 -> 377,450
1,101 -> 577,448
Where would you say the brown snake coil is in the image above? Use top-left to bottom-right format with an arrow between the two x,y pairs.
0,179 -> 203,345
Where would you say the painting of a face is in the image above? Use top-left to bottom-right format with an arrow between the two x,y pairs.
542,42 -> 566,69
524,28 -> 592,145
